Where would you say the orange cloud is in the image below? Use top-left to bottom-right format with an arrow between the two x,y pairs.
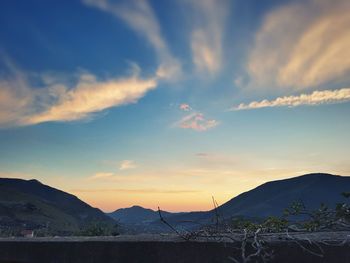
88,172 -> 115,180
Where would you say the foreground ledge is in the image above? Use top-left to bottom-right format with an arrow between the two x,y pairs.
0,232 -> 350,263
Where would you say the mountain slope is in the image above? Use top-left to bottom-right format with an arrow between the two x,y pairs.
0,178 -> 116,235
154,173 -> 350,230
108,205 -> 175,224
108,206 -> 182,233
218,173 -> 350,218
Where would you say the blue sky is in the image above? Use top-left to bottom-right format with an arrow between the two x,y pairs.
0,0 -> 350,211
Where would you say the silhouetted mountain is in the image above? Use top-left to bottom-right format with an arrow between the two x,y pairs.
130,173 -> 350,232
108,205 -> 175,224
0,178 -> 116,235
218,173 -> 350,218
3,173 -> 349,235
107,206 -> 182,233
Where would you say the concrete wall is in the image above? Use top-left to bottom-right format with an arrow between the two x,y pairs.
0,233 -> 349,263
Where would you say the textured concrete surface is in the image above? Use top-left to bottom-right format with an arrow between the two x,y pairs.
0,232 -> 349,262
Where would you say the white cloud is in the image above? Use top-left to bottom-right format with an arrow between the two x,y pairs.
247,0 -> 350,90
189,0 -> 229,75
0,79 -> 33,127
175,102 -> 219,131
1,0 -> 175,128
26,73 -> 156,125
176,112 -> 219,132
0,65 -> 157,127
232,88 -> 350,110
179,103 -> 191,111
0,57 -> 37,127
82,0 -> 181,80
119,160 -> 137,170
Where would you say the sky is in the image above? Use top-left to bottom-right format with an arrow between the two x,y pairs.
0,0 -> 350,212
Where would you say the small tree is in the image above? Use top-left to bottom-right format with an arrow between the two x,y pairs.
79,222 -> 119,236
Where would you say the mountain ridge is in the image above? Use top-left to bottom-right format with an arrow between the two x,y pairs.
110,173 -> 350,232
2,173 -> 349,234
0,177 -> 116,235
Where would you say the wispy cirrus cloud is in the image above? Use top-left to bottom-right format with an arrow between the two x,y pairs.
0,61 -> 157,128
27,72 -> 157,125
246,0 -> 350,90
82,0 -> 181,80
232,88 -> 350,110
88,172 -> 115,180
1,0 -> 185,128
189,0 -> 229,75
119,160 -> 137,170
0,57 -> 36,127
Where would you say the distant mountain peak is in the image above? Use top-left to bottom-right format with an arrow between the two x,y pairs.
297,172 -> 339,178
130,205 -> 149,210
217,172 -> 350,218
108,205 -> 176,227
28,179 -> 42,184
259,173 -> 342,188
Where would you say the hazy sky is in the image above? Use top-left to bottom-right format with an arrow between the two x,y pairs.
1,0 -> 350,212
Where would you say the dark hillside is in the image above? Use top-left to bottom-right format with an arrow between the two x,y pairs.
0,178 -> 116,235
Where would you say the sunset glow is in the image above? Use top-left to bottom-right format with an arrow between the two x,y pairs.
1,0 -> 349,212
